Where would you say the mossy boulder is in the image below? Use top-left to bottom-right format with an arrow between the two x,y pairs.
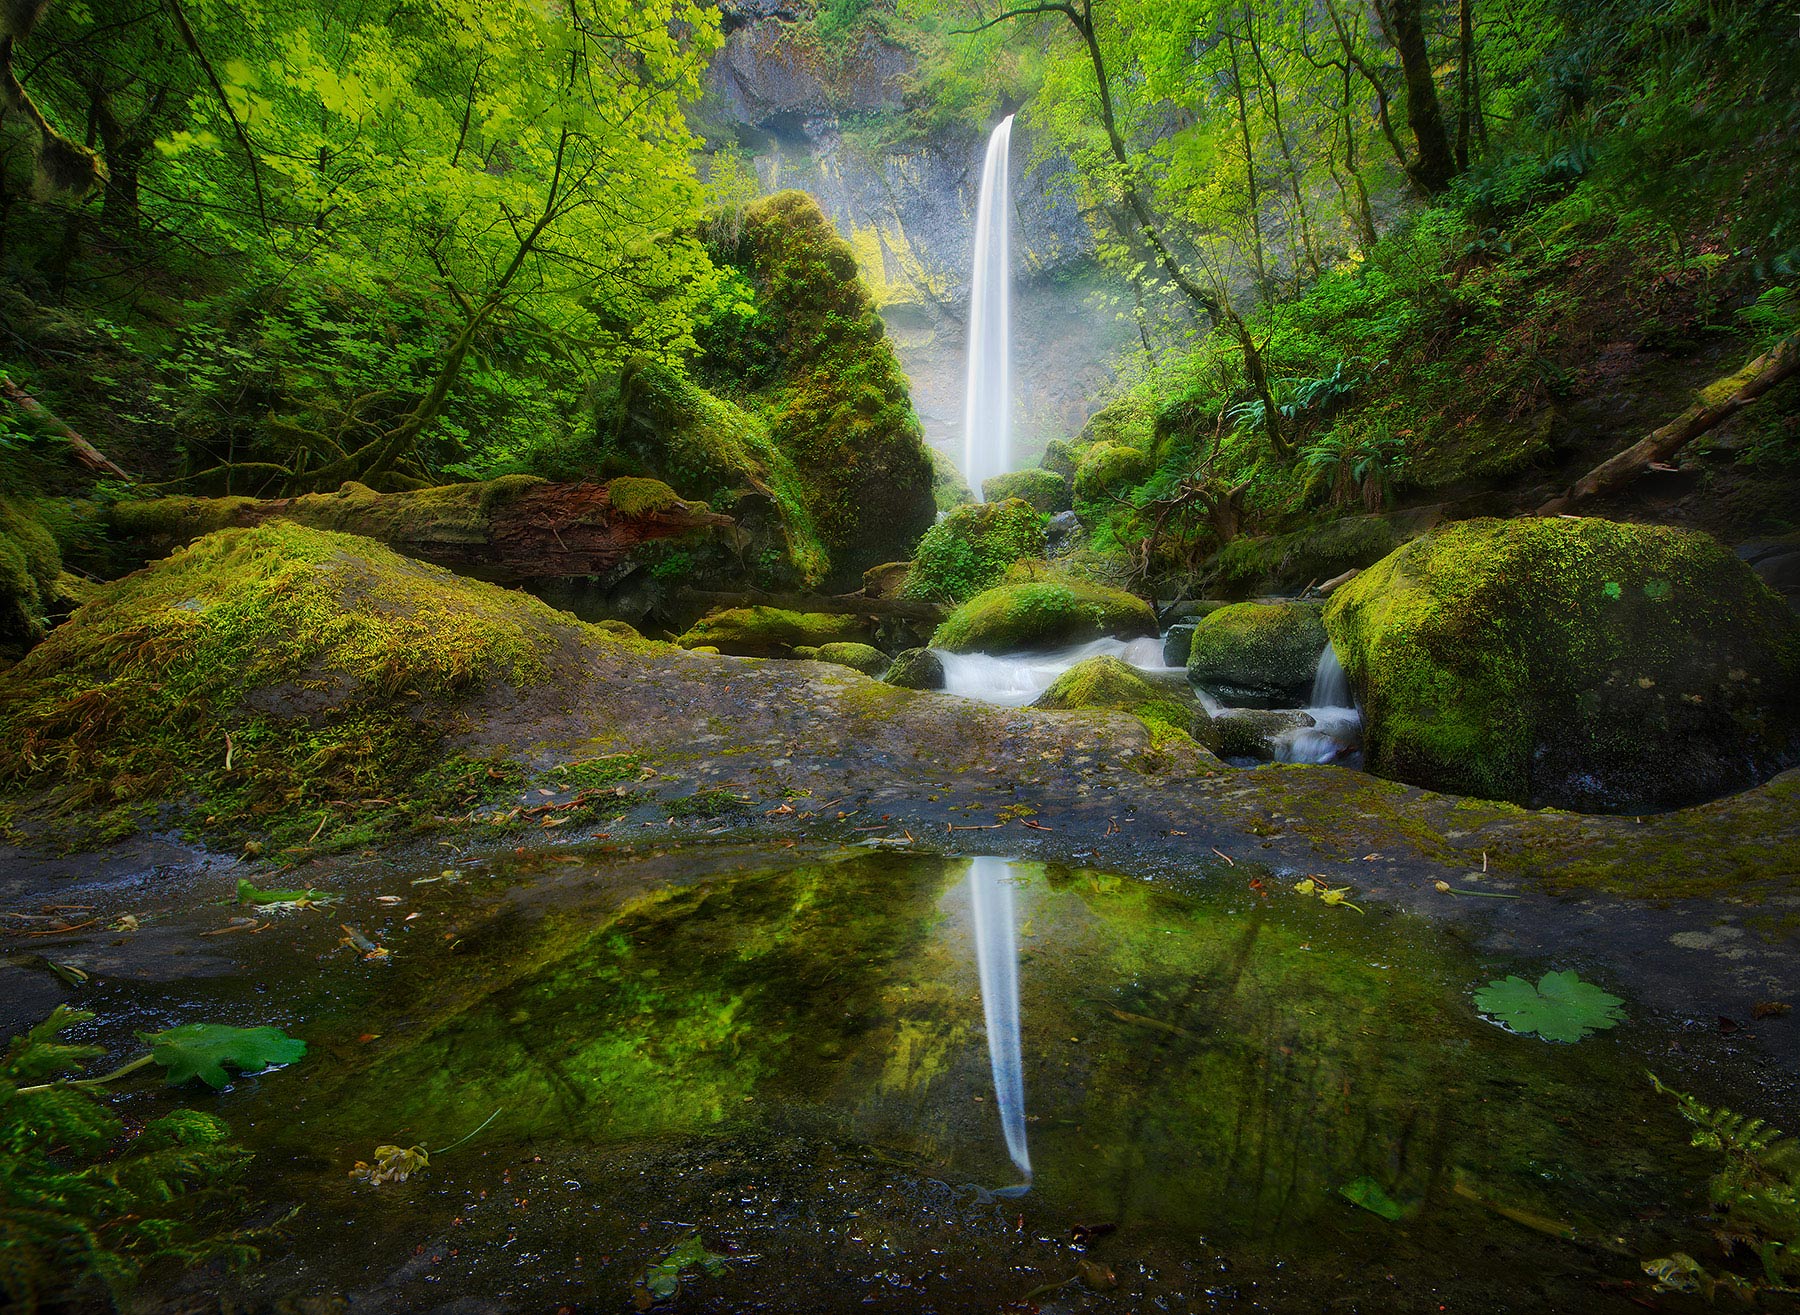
982,469 -> 1071,514
1187,601 -> 1328,704
675,606 -> 873,657
0,523 -> 601,847
1035,655 -> 1216,749
929,447 -> 975,513
1325,517 -> 1800,810
1213,709 -> 1317,761
813,642 -> 889,676
902,499 -> 1047,604
1040,438 -> 1079,485
931,580 -> 1157,654
883,647 -> 944,690
0,494 -> 62,655
1073,442 -> 1152,505
702,191 -> 937,582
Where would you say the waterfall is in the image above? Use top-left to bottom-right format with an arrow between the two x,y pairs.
1273,641 -> 1362,764
962,115 -> 1015,498
1310,641 -> 1351,709
968,856 -> 1031,1181
935,635 -> 1177,708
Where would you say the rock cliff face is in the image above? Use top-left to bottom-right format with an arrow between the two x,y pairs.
700,5 -> 1131,466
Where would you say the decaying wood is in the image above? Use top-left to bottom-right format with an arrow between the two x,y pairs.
0,377 -> 129,478
676,588 -> 948,624
1537,332 -> 1800,515
110,477 -> 731,582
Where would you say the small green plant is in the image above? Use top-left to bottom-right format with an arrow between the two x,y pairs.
1299,428 -> 1408,509
1,1007 -> 268,1313
1642,1074 -> 1798,1299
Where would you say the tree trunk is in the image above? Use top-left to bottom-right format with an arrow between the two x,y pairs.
109,477 -> 734,582
1455,0 -> 1475,171
1376,0 -> 1457,194
1536,333 -> 1800,515
0,377 -> 129,477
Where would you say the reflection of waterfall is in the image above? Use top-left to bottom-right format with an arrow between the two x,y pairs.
1273,642 -> 1362,765
962,116 -> 1014,497
968,857 -> 1031,1180
935,635 -> 1182,708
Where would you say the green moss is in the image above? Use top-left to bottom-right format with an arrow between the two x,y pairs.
1187,601 -> 1328,701
1039,438 -> 1079,484
1036,655 -> 1214,749
0,523 -> 579,848
675,606 -> 872,657
605,477 -> 684,518
901,498 -> 1047,604
981,468 -> 1071,514
1325,517 -> 1800,809
0,495 -> 63,654
930,580 -> 1157,654
812,641 -> 888,676
928,447 -> 974,513
1073,442 -> 1152,506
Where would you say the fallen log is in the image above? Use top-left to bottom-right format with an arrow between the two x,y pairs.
0,377 -> 130,478
1537,332 -> 1800,516
109,475 -> 732,583
677,588 -> 948,624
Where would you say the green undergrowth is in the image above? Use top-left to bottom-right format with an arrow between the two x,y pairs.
0,522 -> 631,850
902,498 -> 1047,604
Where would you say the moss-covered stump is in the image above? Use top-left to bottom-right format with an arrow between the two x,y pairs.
1326,517 -> 1800,810
1187,601 -> 1328,705
0,523 -> 606,848
1036,656 -> 1217,750
813,642 -> 889,676
1073,442 -> 1152,506
0,494 -> 62,657
883,647 -> 945,690
982,469 -> 1072,514
932,581 -> 1157,654
902,499 -> 1047,604
701,191 -> 937,582
676,606 -> 873,657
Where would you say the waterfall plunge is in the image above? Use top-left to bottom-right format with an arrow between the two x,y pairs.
963,116 -> 1015,498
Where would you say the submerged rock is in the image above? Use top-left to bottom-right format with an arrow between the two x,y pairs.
813,642 -> 890,676
1326,517 -> 1800,810
982,468 -> 1072,514
1035,655 -> 1217,749
931,580 -> 1157,654
1187,601 -> 1327,705
902,499 -> 1046,604
676,607 -> 874,657
882,647 -> 945,690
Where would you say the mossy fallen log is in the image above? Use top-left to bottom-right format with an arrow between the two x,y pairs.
109,476 -> 731,582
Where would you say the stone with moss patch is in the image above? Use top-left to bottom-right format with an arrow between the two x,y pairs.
1035,655 -> 1217,750
883,647 -> 944,690
982,469 -> 1071,514
676,606 -> 873,657
1325,517 -> 1800,810
1188,601 -> 1328,704
1073,443 -> 1152,505
903,499 -> 1046,604
813,642 -> 889,676
931,580 -> 1156,654
1213,708 -> 1317,760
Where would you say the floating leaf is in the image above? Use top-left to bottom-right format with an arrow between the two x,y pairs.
237,878 -> 334,906
1473,970 -> 1624,1042
1339,1176 -> 1407,1221
138,1023 -> 307,1089
644,1232 -> 728,1300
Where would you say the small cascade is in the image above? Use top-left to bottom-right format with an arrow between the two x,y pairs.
1272,641 -> 1363,765
935,636 -> 1179,708
968,856 -> 1031,1182
962,116 -> 1015,497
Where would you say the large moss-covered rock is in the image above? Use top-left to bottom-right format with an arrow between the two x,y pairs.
902,499 -> 1047,604
813,642 -> 889,676
1073,442 -> 1152,505
1213,708 -> 1317,761
701,191 -> 937,582
928,447 -> 975,513
883,647 -> 944,690
1036,655 -> 1216,749
676,606 -> 873,657
982,469 -> 1071,514
931,580 -> 1157,654
1040,438 -> 1079,485
0,494 -> 61,656
1325,517 -> 1800,810
1187,601 -> 1328,704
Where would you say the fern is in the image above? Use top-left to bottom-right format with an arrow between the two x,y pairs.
1646,1073 -> 1799,1295
0,1006 -> 261,1313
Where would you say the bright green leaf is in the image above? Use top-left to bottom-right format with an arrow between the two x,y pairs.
138,1024 -> 308,1089
1339,1176 -> 1407,1221
1473,970 -> 1624,1043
